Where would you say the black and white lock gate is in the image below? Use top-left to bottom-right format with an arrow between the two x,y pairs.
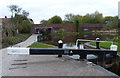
7,47 -> 117,61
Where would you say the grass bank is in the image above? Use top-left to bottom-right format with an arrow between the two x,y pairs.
90,42 -> 119,50
2,34 -> 31,48
28,42 -> 55,48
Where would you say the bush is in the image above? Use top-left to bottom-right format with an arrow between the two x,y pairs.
2,34 -> 31,47
59,29 -> 64,33
6,37 -> 20,44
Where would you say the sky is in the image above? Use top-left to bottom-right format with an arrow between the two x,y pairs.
0,0 -> 119,24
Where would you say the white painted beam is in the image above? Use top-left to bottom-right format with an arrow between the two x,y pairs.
7,47 -> 30,55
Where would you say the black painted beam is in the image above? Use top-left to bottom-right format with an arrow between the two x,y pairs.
29,48 -> 117,55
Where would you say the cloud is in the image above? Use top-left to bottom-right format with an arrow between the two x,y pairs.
0,0 -> 119,23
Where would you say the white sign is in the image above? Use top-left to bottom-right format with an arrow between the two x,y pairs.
110,45 -> 117,51
7,47 -> 30,55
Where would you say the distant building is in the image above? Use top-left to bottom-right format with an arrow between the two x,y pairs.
0,17 -> 13,41
0,19 -> 2,29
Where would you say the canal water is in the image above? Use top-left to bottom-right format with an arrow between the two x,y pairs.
38,32 -> 120,76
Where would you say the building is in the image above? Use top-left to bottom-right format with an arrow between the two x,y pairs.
0,17 -> 11,30
0,19 -> 2,29
31,24 -> 105,34
0,17 -> 13,41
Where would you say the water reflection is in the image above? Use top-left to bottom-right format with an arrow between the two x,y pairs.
39,32 -> 117,44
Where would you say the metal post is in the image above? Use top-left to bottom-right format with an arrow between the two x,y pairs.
96,38 -> 100,49
37,35 -> 40,42
58,40 -> 63,57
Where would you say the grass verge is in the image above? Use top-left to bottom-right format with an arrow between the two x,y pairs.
90,42 -> 118,50
28,42 -> 55,48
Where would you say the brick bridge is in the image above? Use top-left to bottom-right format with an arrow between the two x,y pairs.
31,24 -> 105,34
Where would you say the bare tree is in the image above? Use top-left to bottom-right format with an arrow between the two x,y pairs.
7,5 -> 22,18
22,10 -> 29,18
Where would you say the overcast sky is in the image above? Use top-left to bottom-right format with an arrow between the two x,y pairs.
0,0 -> 119,24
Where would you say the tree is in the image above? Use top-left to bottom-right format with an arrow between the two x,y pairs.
118,19 -> 120,51
81,14 -> 90,24
93,11 -> 103,23
81,11 -> 103,24
22,10 -> 29,18
104,16 -> 118,30
7,5 -> 22,18
11,14 -> 28,34
8,5 -> 22,35
20,20 -> 32,33
40,20 -> 48,24
49,16 -> 62,24
64,13 -> 74,21
62,20 -> 74,24
74,19 -> 80,32
8,5 -> 31,34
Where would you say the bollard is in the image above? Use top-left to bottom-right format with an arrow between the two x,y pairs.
110,44 -> 117,60
77,40 -> 81,49
58,40 -> 63,57
96,38 -> 100,49
37,35 -> 40,42
37,35 -> 41,42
